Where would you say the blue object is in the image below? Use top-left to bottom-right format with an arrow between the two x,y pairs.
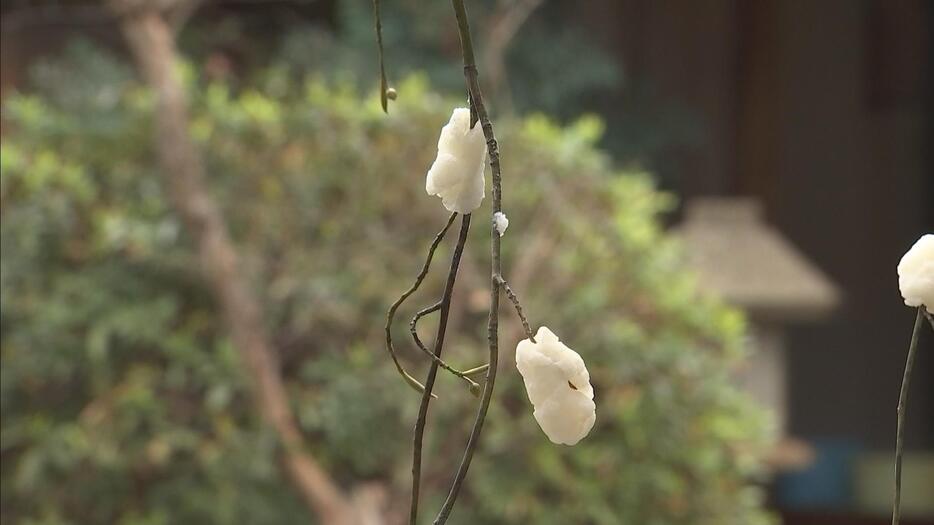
775,438 -> 863,511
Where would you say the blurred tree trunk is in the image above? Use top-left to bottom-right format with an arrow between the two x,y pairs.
482,0 -> 544,111
106,1 -> 372,523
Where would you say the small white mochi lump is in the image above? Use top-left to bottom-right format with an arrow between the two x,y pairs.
898,234 -> 934,309
425,107 -> 487,213
515,326 -> 596,445
493,211 -> 509,237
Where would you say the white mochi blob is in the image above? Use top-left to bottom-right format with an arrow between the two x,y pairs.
425,107 -> 487,213
515,326 -> 596,445
898,234 -> 934,309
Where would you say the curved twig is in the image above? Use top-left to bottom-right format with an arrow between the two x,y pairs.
892,306 -> 927,525
385,212 -> 458,396
411,214 -> 472,524
410,302 -> 485,389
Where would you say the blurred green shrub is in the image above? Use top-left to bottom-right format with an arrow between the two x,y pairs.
1,44 -> 773,525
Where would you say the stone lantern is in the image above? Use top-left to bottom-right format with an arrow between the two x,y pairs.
678,197 -> 841,468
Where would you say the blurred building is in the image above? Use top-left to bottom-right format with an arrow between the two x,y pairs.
578,1 -> 933,522
578,0 -> 933,447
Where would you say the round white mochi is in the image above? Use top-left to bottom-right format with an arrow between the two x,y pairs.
493,211 -> 509,236
898,234 -> 934,309
425,107 -> 487,213
515,326 -> 596,445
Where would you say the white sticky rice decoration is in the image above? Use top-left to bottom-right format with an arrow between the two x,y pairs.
425,107 -> 487,213
515,326 -> 596,445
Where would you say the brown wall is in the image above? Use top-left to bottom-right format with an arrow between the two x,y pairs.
582,0 -> 933,449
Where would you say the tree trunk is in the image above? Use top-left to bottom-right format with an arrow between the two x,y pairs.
107,2 -> 360,522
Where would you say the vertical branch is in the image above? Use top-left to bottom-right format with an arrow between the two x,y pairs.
411,214 -> 472,524
434,1 -> 503,522
106,3 -> 355,523
372,0 -> 389,112
892,306 -> 926,525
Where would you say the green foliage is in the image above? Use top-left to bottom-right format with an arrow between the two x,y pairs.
1,45 -> 773,524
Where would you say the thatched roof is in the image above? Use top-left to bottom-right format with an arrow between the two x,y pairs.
677,198 -> 840,321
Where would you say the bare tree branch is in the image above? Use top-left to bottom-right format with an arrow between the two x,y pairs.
482,0 -> 545,109
892,306 -> 927,525
372,0 -> 390,112
410,214 -> 472,525
494,274 -> 535,342
106,3 -> 359,523
433,1 -> 506,522
167,0 -> 205,33
409,301 -> 484,390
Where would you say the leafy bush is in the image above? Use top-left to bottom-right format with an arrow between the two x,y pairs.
1,45 -> 773,525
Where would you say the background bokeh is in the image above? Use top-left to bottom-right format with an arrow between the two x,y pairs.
1,1 -> 931,524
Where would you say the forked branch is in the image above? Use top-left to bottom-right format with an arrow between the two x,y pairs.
495,274 -> 535,342
372,2 -> 535,522
411,214 -> 472,524
410,302 -> 485,391
385,212 -> 458,397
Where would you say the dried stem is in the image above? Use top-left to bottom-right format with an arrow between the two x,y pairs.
433,1 -> 504,522
372,0 -> 389,112
892,306 -> 927,525
410,303 -> 484,390
385,212 -> 458,397
410,214 -> 472,525
495,274 -> 535,342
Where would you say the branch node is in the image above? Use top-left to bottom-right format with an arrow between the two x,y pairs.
409,301 -> 482,387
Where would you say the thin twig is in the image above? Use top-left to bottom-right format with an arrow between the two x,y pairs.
433,1 -> 504,522
495,274 -> 535,342
372,0 -> 389,112
892,306 -> 926,525
385,212 -> 458,396
411,214 -> 472,525
410,303 -> 484,390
